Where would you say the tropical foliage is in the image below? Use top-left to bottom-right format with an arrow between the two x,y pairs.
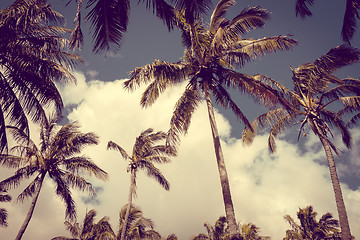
0,116 -> 108,240
284,206 -> 341,240
52,209 -> 116,240
242,44 -> 360,240
0,186 -> 11,227
107,128 -> 176,240
123,0 -> 297,237
0,0 -> 82,153
192,216 -> 270,240
118,204 -> 163,240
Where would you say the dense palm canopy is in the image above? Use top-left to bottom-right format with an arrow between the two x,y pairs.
0,116 -> 108,240
52,209 -> 116,240
0,0 -> 82,153
107,128 -> 176,240
124,0 -> 297,237
294,0 -> 360,44
0,186 -> 11,227
242,44 -> 360,240
283,206 -> 341,240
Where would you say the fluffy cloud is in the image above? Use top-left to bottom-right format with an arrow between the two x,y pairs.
1,72 -> 359,239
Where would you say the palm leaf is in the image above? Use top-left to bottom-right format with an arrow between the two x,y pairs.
140,0 -> 175,31
167,85 -> 202,146
314,44 -> 360,73
209,0 -> 235,33
107,141 -> 130,159
62,156 -> 108,180
295,0 -> 315,18
86,0 -> 129,54
227,6 -> 270,36
341,0 -> 360,43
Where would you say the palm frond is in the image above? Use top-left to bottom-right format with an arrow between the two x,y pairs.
341,0 -> 360,43
138,161 -> 170,190
167,85 -> 202,146
140,0 -> 175,31
69,0 -> 84,50
227,6 -> 270,36
86,0 -> 129,53
0,154 -> 27,169
0,165 -> 38,190
211,84 -> 251,131
173,0 -> 212,24
61,156 -> 108,181
229,36 -> 297,63
52,171 -> 77,220
314,44 -> 360,73
107,141 -> 130,159
16,174 -> 42,203
295,0 -> 315,18
209,0 -> 235,33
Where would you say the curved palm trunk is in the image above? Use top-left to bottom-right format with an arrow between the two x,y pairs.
120,170 -> 136,240
317,134 -> 352,240
203,84 -> 239,238
15,173 -> 45,240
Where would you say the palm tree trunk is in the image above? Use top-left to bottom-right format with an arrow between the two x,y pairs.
15,173 -> 45,240
317,134 -> 352,240
120,170 -> 136,240
203,84 -> 239,238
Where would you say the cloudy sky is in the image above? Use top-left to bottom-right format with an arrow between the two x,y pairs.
1,0 -> 360,239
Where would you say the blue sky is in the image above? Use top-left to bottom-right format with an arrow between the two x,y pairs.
1,0 -> 360,239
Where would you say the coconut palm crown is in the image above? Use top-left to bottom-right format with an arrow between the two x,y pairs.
242,44 -> 360,240
0,116 -> 108,240
284,206 -> 341,240
123,0 -> 297,237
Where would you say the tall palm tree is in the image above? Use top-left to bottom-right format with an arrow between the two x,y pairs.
294,0 -> 360,44
283,206 -> 341,240
0,116 -> 108,240
0,186 -> 11,227
107,128 -> 176,240
242,45 -> 360,240
117,204 -> 162,240
124,0 -> 297,237
0,0 -> 83,153
66,0 -> 212,53
52,209 -> 116,240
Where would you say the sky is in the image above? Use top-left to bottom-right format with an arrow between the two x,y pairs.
1,0 -> 360,239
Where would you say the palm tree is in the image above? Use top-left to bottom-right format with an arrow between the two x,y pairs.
242,45 -> 360,240
0,116 -> 108,240
192,216 -> 269,240
283,206 -> 341,240
52,209 -> 116,240
117,204 -> 162,240
66,0 -> 213,53
123,0 -> 297,237
294,0 -> 360,44
240,223 -> 270,240
107,128 -> 176,240
0,186 -> 11,227
0,0 -> 83,153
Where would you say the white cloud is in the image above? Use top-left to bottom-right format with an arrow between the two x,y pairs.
1,72 -> 359,239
